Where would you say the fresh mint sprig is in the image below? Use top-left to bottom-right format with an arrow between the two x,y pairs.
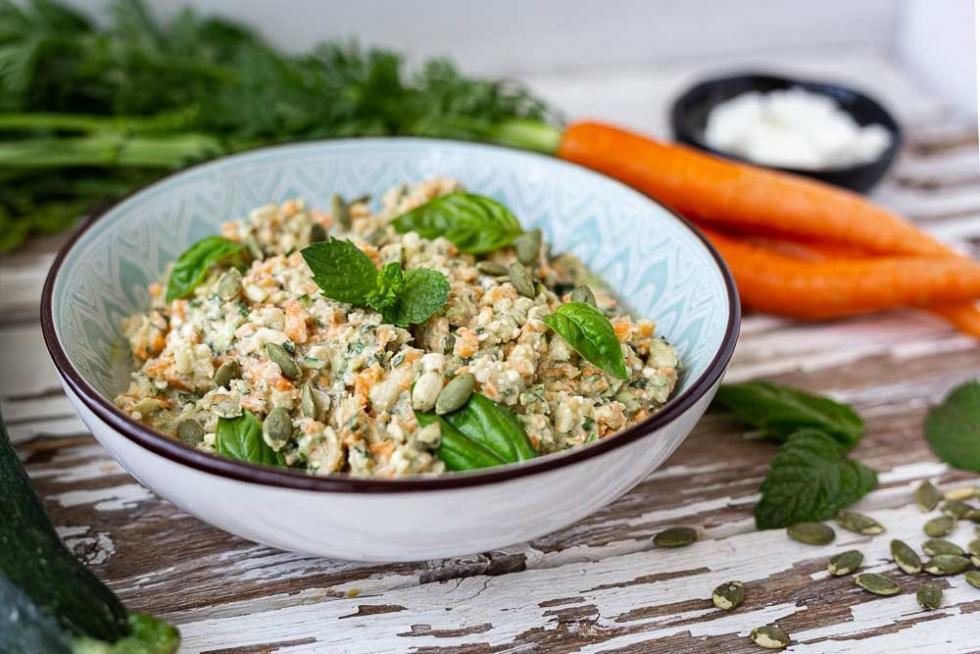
301,237 -> 449,327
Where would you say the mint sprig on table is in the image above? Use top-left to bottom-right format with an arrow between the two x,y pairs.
301,237 -> 450,328
925,380 -> 980,471
713,381 -> 878,529
713,381 -> 863,449
754,429 -> 878,529
391,192 -> 524,254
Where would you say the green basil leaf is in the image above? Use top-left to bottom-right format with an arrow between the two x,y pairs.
216,411 -> 281,466
166,236 -> 246,301
755,429 -> 878,529
543,302 -> 628,381
391,192 -> 523,254
301,237 -> 378,306
925,380 -> 980,472
385,267 -> 451,327
443,393 -> 537,463
713,382 -> 864,449
416,412 -> 505,471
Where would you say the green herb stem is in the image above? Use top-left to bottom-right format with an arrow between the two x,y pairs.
483,118 -> 563,154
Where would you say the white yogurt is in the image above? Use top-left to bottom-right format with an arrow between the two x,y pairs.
703,87 -> 891,170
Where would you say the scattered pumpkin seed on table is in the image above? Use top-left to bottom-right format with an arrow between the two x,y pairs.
945,486 -> 979,501
836,511 -> 885,535
924,554 -> 971,576
916,582 -> 943,611
967,539 -> 980,566
890,539 -> 922,574
711,580 -> 745,610
653,526 -> 698,548
855,573 -> 901,596
787,522 -> 835,545
924,515 -> 956,538
915,480 -> 944,511
922,538 -> 964,557
941,499 -> 974,519
965,570 -> 980,589
828,549 -> 864,576
749,625 -> 790,650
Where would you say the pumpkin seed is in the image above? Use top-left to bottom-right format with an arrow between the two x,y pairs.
749,625 -> 790,650
915,480 -> 944,512
217,268 -> 243,300
301,383 -> 319,418
941,499 -> 973,519
569,285 -> 597,307
507,261 -> 536,298
828,549 -> 864,576
787,522 -> 835,545
924,554 -> 970,576
514,228 -> 542,265
244,235 -> 264,260
176,419 -> 205,445
476,261 -> 508,276
265,342 -> 300,380
965,509 -> 980,523
924,515 -> 956,538
213,360 -> 242,388
945,486 -> 979,501
332,193 -> 351,230
922,538 -> 964,557
310,222 -> 327,243
435,373 -> 475,415
855,572 -> 900,596
262,407 -> 293,450
916,582 -> 943,611
836,511 -> 885,535
968,539 -> 980,561
711,580 -> 745,610
412,371 -> 444,412
890,539 -> 923,574
652,526 -> 698,548
965,570 -> 980,589
134,398 -> 164,416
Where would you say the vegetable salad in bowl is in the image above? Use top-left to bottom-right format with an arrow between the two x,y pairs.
114,179 -> 680,478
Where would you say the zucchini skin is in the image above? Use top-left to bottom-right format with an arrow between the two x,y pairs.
0,409 -> 130,642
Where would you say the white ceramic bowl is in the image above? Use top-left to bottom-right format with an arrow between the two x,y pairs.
42,138 -> 739,561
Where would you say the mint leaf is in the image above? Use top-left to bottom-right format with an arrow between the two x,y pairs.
755,429 -> 878,529
216,411 -> 282,467
392,192 -> 523,254
366,262 -> 406,317
301,237 -> 378,306
713,382 -> 863,449
302,239 -> 449,327
166,236 -> 246,301
925,380 -> 980,472
387,267 -> 451,327
543,302 -> 628,380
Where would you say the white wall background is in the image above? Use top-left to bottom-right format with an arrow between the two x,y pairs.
65,0 -> 976,117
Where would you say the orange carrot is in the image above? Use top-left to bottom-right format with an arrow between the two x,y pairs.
711,230 -> 980,336
699,227 -> 980,319
558,122 -> 950,256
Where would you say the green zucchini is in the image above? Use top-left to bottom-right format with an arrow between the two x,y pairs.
0,409 -> 179,653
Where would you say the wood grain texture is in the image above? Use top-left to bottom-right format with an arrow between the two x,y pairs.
2,52 -> 980,653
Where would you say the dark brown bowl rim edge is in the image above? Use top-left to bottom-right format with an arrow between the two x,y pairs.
39,136 -> 741,494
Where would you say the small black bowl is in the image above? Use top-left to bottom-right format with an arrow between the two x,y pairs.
670,73 -> 902,193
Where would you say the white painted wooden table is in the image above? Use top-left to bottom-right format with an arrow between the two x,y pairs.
3,47 -> 980,653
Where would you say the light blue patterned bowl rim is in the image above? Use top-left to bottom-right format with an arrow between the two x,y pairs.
50,138 -> 734,403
